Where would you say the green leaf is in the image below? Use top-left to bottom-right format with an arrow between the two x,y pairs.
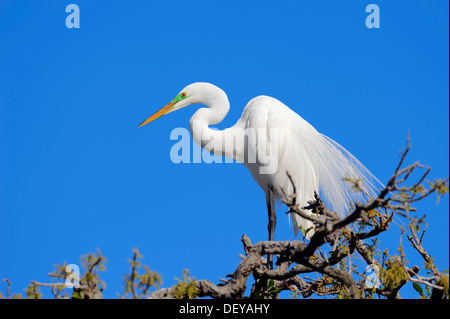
412,282 -> 424,296
267,279 -> 275,291
299,225 -> 313,236
269,287 -> 284,295
72,290 -> 84,299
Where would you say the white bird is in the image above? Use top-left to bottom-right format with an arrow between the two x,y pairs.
139,82 -> 381,243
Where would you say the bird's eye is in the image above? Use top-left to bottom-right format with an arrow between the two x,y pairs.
181,92 -> 186,98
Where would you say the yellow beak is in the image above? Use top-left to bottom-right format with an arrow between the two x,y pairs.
138,101 -> 175,128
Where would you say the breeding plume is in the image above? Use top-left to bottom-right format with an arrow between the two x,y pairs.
139,82 -> 380,241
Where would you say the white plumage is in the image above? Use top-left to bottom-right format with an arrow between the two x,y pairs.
139,82 -> 381,240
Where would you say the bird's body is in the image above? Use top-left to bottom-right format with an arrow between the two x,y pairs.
234,95 -> 321,235
139,82 -> 381,240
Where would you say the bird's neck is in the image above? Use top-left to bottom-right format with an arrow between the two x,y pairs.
190,92 -> 230,126
189,91 -> 233,158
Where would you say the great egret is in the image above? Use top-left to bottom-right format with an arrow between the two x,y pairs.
139,82 -> 380,242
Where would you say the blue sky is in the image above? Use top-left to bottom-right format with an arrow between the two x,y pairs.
0,1 -> 448,298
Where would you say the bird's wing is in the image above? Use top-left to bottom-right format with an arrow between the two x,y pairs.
278,100 -> 383,217
241,96 -> 383,237
241,96 -> 318,237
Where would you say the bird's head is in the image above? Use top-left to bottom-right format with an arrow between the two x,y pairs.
138,82 -> 228,128
138,84 -> 196,128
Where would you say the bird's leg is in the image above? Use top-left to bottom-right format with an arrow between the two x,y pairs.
266,185 -> 276,270
267,186 -> 276,242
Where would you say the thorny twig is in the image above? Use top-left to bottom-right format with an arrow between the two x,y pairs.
4,140 -> 447,300
148,141 -> 448,299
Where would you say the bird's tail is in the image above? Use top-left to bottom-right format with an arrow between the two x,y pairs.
314,134 -> 383,215
276,125 -> 383,239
